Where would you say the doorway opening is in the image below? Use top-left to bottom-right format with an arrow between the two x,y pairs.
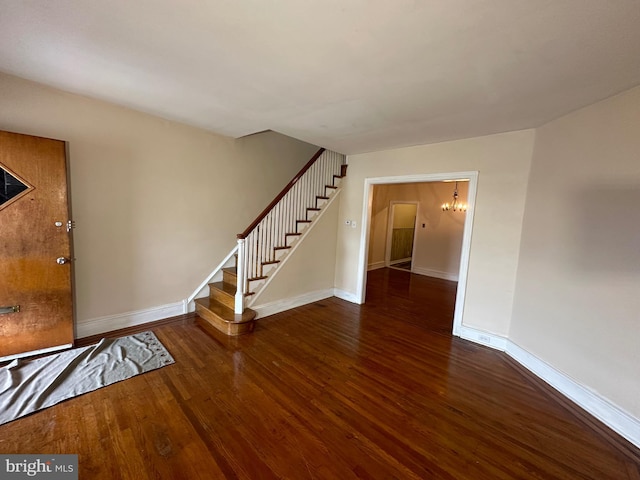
386,202 -> 418,272
356,172 -> 478,336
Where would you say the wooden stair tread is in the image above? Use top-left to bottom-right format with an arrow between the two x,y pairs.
194,298 -> 256,323
209,281 -> 235,297
221,267 -> 236,275
248,275 -> 268,281
195,297 -> 256,336
274,246 -> 291,251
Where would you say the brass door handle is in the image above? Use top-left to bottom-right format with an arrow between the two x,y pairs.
0,305 -> 20,314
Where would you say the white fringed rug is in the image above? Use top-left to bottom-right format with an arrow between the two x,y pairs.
0,331 -> 174,425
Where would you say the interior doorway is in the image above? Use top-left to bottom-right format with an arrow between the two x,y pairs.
356,172 -> 478,336
386,202 -> 418,271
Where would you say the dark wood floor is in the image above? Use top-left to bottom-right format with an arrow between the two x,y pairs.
1,268 -> 638,479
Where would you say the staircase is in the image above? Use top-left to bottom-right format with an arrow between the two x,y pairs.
194,148 -> 346,336
194,262 -> 257,336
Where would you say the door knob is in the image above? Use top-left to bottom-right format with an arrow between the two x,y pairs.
56,257 -> 70,265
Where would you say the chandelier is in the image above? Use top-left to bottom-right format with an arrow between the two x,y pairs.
441,181 -> 467,212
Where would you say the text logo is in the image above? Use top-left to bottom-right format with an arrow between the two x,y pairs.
0,455 -> 77,479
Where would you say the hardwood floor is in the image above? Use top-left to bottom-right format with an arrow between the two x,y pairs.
1,268 -> 638,478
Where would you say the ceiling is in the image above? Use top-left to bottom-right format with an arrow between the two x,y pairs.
1,1 -> 639,154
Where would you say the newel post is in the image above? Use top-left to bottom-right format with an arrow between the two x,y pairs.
235,238 -> 246,314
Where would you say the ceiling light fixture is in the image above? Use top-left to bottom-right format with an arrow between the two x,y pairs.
441,181 -> 467,212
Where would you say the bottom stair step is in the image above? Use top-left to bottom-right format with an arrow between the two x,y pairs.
195,297 -> 256,336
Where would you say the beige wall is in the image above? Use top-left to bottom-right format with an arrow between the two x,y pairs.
510,86 -> 640,418
392,203 -> 417,229
0,73 -> 318,329
368,182 -> 468,278
335,130 -> 534,335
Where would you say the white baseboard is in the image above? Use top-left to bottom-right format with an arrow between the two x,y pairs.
76,301 -> 185,338
458,325 -> 508,351
505,340 -> 640,450
389,257 -> 411,265
454,325 -> 508,352
256,287 -> 362,309
252,289 -> 335,319
458,324 -> 640,449
412,266 -> 458,281
333,288 -> 361,304
367,261 -> 386,271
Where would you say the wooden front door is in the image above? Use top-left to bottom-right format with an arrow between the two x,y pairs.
0,131 -> 74,360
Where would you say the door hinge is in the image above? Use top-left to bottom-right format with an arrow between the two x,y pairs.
0,305 -> 20,314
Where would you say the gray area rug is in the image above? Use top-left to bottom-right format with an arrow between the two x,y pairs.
0,331 -> 174,425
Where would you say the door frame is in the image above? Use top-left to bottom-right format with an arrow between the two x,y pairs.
385,201 -> 419,270
356,171 -> 478,337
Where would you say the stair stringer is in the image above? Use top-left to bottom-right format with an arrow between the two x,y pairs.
245,187 -> 342,310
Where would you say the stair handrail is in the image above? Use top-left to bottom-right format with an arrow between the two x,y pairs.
237,147 -> 326,240
234,147 -> 345,314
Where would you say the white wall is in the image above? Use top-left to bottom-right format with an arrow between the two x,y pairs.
510,86 -> 640,419
367,182 -> 468,279
335,130 -> 534,336
0,72 -> 318,332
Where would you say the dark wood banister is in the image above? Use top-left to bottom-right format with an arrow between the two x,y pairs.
237,147 -> 326,239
